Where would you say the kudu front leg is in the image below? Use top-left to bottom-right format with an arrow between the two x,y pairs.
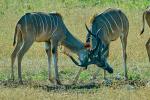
45,42 -> 54,83
92,45 -> 109,80
72,68 -> 86,84
52,43 -> 61,85
146,38 -> 150,62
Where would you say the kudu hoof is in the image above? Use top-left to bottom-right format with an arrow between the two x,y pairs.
72,81 -> 77,85
91,75 -> 97,80
10,75 -> 15,81
115,73 -> 121,80
49,78 -> 54,84
18,80 -> 23,85
102,78 -> 112,86
9,78 -> 15,82
89,75 -> 97,83
55,79 -> 62,85
124,77 -> 128,81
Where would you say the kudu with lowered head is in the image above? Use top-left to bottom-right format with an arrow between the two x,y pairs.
11,12 -> 98,85
67,27 -> 114,70
140,7 -> 150,62
71,8 -> 129,83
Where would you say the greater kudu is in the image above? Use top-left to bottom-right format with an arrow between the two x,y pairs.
11,12 -> 97,85
72,8 -> 129,83
140,7 -> 150,62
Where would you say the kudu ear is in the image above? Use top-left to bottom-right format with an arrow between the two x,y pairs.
84,42 -> 91,48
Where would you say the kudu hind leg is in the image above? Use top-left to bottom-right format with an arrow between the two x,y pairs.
17,40 -> 33,84
11,42 -> 23,80
120,35 -> 128,80
146,38 -> 150,62
103,46 -> 109,80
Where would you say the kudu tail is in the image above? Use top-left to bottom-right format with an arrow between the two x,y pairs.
140,11 -> 146,35
13,24 -> 21,46
13,27 -> 17,46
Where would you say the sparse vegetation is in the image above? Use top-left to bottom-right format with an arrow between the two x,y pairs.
0,0 -> 150,100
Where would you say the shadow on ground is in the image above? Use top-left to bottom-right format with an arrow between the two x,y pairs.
0,79 -> 149,92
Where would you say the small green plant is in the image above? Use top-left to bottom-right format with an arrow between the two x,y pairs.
128,72 -> 141,80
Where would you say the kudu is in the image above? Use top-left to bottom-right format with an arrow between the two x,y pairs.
140,7 -> 150,62
11,12 -> 95,85
72,8 -> 129,83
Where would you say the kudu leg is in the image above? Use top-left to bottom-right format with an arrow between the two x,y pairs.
45,42 -> 53,83
103,47 -> 109,80
92,68 -> 100,80
17,40 -> 33,84
11,42 -> 23,80
146,38 -> 150,62
72,68 -> 85,84
52,42 -> 61,85
92,57 -> 109,80
92,45 -> 109,80
120,35 -> 128,80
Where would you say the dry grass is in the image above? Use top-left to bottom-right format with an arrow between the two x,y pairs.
0,0 -> 150,100
0,85 -> 150,100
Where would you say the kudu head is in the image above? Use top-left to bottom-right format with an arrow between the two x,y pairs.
84,24 -> 113,73
66,42 -> 91,68
66,24 -> 113,73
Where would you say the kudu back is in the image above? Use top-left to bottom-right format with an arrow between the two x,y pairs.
11,12 -> 90,84
140,7 -> 150,62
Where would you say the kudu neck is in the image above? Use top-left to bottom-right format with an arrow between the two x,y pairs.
62,29 -> 85,54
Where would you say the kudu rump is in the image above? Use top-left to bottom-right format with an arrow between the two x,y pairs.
11,12 -> 96,84
71,8 -> 129,83
140,7 -> 150,62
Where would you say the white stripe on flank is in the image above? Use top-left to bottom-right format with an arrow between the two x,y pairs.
32,14 -> 38,35
43,15 -> 48,33
100,20 -> 110,40
50,15 -> 54,33
51,15 -> 56,35
38,14 -> 45,33
100,19 -> 109,34
30,14 -> 36,40
96,27 -> 102,40
108,13 -> 120,31
117,12 -> 123,31
96,27 -> 102,36
51,15 -> 58,37
48,15 -> 52,34
102,14 -> 114,33
36,14 -> 42,32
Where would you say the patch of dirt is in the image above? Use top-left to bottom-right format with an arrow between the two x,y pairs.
0,79 -> 149,92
